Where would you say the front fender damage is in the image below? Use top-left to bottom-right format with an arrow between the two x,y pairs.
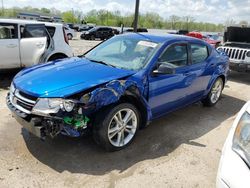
41,80 -> 152,138
85,80 -> 152,120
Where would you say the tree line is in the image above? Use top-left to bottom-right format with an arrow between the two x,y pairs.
0,6 -> 246,32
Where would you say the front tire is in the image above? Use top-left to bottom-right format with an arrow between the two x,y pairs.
202,77 -> 223,106
93,103 -> 140,151
90,35 -> 95,40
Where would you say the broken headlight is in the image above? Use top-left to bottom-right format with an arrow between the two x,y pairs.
63,100 -> 75,112
80,93 -> 91,104
232,111 -> 250,168
32,98 -> 75,115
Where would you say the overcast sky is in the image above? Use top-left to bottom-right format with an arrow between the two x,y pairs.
3,0 -> 250,24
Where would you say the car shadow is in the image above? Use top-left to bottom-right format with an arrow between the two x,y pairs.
0,70 -> 20,90
228,71 -> 250,85
22,94 -> 246,175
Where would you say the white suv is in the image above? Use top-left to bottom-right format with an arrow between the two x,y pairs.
0,19 -> 73,69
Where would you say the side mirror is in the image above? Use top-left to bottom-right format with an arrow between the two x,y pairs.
152,63 -> 176,76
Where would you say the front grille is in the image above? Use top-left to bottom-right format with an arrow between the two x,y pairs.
16,99 -> 33,111
9,88 -> 37,114
218,47 -> 250,61
19,90 -> 38,101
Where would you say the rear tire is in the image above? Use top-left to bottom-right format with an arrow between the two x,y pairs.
93,103 -> 140,151
202,77 -> 223,107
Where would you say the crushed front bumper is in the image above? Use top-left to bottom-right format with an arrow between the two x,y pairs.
6,93 -> 45,138
6,93 -> 88,139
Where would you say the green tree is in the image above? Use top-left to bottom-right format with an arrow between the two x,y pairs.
41,8 -> 50,14
62,11 -> 77,23
169,15 -> 180,29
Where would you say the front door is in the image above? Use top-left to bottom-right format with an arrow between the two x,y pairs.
0,23 -> 20,69
148,42 -> 193,118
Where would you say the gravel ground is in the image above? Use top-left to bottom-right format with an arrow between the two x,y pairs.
0,37 -> 250,188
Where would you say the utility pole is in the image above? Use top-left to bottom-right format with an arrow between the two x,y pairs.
71,8 -> 74,23
1,0 -> 4,16
133,0 -> 140,32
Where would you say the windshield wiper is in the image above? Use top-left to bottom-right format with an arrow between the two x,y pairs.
87,58 -> 116,68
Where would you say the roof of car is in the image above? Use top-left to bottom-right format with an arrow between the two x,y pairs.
0,18 -> 63,26
122,33 -> 206,44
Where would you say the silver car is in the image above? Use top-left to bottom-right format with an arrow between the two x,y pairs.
0,19 -> 73,69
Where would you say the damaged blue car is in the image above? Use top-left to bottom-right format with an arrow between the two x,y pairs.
7,33 -> 229,151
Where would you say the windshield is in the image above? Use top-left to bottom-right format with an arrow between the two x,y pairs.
85,36 -> 160,70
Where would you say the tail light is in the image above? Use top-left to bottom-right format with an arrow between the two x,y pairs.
63,27 -> 69,45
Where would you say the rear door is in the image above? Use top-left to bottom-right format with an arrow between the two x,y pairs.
184,43 -> 212,101
20,24 -> 47,67
0,23 -> 20,69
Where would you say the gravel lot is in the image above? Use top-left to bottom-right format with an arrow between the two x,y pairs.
0,37 -> 250,188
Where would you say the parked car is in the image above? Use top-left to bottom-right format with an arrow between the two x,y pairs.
176,30 -> 189,35
217,26 -> 250,72
112,28 -> 120,35
72,24 -> 80,31
80,26 -> 114,40
78,25 -> 94,32
64,26 -> 76,40
6,33 -> 229,151
207,34 -> 223,42
66,23 -> 74,30
187,31 -> 221,48
217,101 -> 250,188
203,34 -> 222,48
0,19 -> 73,69
123,28 -> 148,33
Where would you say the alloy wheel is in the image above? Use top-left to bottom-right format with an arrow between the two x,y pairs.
108,108 -> 138,147
210,79 -> 223,104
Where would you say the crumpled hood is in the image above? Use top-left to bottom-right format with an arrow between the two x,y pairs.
13,57 -> 135,97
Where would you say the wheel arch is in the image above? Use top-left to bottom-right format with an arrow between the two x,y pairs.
47,53 -> 68,62
85,80 -> 151,127
119,92 -> 148,128
219,74 -> 226,88
204,74 -> 226,97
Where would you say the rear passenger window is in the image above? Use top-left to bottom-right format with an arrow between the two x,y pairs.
21,24 -> 46,38
159,43 -> 188,68
191,44 -> 208,64
46,26 -> 56,37
0,23 -> 18,39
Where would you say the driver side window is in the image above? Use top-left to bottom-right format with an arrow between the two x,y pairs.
159,43 -> 188,68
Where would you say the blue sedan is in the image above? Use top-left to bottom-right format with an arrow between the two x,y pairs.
7,33 -> 229,151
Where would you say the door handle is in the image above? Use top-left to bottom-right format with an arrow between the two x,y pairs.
7,44 -> 17,48
36,42 -> 45,48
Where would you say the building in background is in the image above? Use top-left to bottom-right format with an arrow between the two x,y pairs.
17,12 -> 62,23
